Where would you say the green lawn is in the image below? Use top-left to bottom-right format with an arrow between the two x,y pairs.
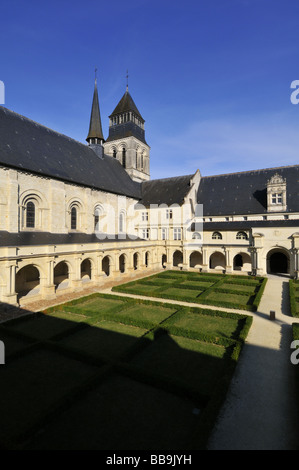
0,292 -> 252,450
113,271 -> 266,311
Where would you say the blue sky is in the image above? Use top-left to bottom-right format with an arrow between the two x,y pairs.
1,0 -> 299,179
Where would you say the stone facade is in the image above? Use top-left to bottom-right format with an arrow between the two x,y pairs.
0,84 -> 298,308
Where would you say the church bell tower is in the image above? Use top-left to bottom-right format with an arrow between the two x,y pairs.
103,80 -> 150,182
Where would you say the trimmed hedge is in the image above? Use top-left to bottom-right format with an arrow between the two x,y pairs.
289,280 -> 299,318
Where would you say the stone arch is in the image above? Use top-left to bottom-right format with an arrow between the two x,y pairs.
119,253 -> 127,273
102,255 -> 111,276
162,254 -> 167,269
118,142 -> 128,168
81,258 -> 92,282
133,252 -> 140,270
54,261 -> 70,291
267,247 -> 290,275
110,145 -> 117,158
190,251 -> 202,268
145,251 -> 150,268
20,190 -> 46,230
209,251 -> 226,270
173,250 -> 183,267
94,203 -> 106,233
67,198 -> 84,231
15,264 -> 41,300
233,252 -> 252,271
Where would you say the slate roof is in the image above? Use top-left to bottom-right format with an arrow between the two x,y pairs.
0,231 -> 143,247
198,165 -> 299,216
109,90 -> 144,121
139,174 -> 194,207
105,121 -> 147,145
0,106 -> 141,199
106,89 -> 147,145
196,219 -> 299,231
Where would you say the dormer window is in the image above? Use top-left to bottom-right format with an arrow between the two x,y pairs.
267,174 -> 287,212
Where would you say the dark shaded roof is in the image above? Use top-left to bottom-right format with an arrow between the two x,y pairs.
139,174 -> 194,207
109,89 -> 144,121
0,231 -> 144,248
106,121 -> 147,145
198,165 -> 299,215
0,106 -> 141,199
192,219 -> 299,231
86,79 -> 105,142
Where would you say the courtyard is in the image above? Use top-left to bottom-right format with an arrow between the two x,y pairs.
0,287 -> 251,450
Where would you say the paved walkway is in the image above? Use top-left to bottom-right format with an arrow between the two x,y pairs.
207,275 -> 299,450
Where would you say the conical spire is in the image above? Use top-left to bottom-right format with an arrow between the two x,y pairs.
86,75 -> 105,144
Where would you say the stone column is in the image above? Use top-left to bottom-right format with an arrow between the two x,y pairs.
201,247 -> 209,272
3,264 -> 18,305
182,249 -> 189,271
41,259 -> 56,300
94,253 -> 105,282
70,256 -> 83,290
225,248 -> 233,274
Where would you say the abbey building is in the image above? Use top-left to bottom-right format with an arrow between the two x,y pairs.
0,79 -> 298,307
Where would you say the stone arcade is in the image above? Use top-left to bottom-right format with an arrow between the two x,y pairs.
0,79 -> 298,307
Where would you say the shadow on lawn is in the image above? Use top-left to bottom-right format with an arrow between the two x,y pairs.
0,300 -> 245,450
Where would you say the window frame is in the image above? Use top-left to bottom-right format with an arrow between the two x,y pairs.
173,227 -> 182,240
212,231 -> 222,240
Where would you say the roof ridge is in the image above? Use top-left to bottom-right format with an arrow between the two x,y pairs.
202,164 -> 299,179
0,106 -> 87,148
145,174 -> 194,183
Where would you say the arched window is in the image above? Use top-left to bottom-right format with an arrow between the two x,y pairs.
122,148 -> 126,167
119,213 -> 124,233
192,232 -> 201,239
136,150 -> 138,168
26,201 -> 35,228
94,205 -> 104,231
236,231 -> 248,240
141,153 -> 144,170
212,231 -> 222,240
112,148 -> 116,158
71,207 -> 77,230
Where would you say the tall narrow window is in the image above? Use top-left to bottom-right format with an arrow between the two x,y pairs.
166,209 -> 173,220
122,148 -> 126,167
119,213 -> 124,233
112,148 -> 116,158
141,153 -> 144,170
71,207 -> 77,230
142,211 -> 148,221
94,212 -> 99,229
26,201 -> 35,228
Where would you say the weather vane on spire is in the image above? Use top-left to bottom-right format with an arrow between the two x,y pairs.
95,67 -> 98,81
126,70 -> 129,91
